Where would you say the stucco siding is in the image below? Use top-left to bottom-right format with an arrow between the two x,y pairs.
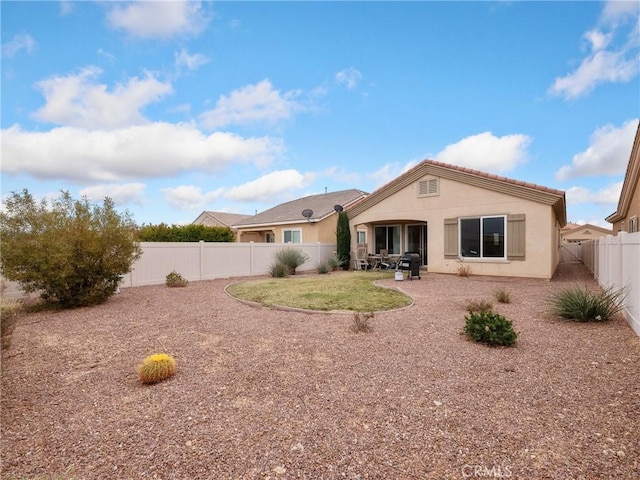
350,175 -> 559,279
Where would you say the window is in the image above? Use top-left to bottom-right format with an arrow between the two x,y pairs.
357,230 -> 367,244
374,225 -> 401,254
418,178 -> 439,197
265,232 -> 275,243
629,216 -> 638,233
283,229 -> 301,243
460,216 -> 505,259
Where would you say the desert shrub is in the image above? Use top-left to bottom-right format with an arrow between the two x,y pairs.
457,265 -> 471,277
0,189 -> 142,308
269,261 -> 289,278
351,311 -> 374,333
138,353 -> 176,384
546,285 -> 627,322
464,311 -> 517,346
166,270 -> 188,287
495,289 -> 511,304
325,253 -> 342,271
316,262 -> 330,274
1,296 -> 23,350
274,247 -> 309,275
466,299 -> 493,313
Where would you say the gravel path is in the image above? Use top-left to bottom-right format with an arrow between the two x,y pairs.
2,263 -> 639,479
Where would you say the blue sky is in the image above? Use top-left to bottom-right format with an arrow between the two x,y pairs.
2,1 -> 639,227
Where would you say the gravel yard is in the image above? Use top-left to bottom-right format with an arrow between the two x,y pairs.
1,263 -> 639,479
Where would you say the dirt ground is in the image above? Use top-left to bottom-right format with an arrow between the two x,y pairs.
1,263 -> 639,479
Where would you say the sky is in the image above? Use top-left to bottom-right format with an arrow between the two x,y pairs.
1,1 -> 639,228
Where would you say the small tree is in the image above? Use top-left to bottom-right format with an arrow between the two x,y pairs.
0,189 -> 142,308
336,211 -> 351,270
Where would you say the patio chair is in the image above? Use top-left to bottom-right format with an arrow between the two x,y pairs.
352,250 -> 369,271
379,249 -> 391,270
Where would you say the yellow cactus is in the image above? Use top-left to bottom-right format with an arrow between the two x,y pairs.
138,353 -> 176,384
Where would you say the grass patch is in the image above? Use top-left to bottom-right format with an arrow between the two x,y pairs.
227,271 -> 411,311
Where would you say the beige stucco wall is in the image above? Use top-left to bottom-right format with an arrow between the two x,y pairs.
612,182 -> 640,233
235,216 -> 337,243
349,175 -> 560,279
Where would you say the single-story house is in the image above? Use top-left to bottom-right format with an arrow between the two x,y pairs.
606,121 -> 640,234
192,211 -> 252,228
346,160 -> 567,279
233,189 -> 368,243
561,223 -> 612,243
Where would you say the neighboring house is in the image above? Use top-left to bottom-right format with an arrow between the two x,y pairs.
233,189 -> 368,243
346,160 -> 566,279
192,211 -> 252,228
606,121 -> 640,234
561,223 -> 611,243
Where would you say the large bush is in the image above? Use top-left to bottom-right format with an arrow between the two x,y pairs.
336,211 -> 351,270
0,189 -> 142,308
274,247 -> 309,275
137,223 -> 234,242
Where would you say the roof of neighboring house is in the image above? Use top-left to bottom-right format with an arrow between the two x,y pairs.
347,159 -> 567,225
562,223 -> 612,236
561,222 -> 581,232
233,189 -> 368,228
194,211 -> 252,227
606,121 -> 640,224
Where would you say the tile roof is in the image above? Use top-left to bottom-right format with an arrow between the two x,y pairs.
197,211 -> 252,227
234,189 -> 368,227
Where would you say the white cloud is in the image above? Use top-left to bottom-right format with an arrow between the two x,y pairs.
175,48 -> 210,72
106,0 -> 209,39
566,182 -> 622,206
1,123 -> 283,183
548,2 -> 639,100
2,33 -> 36,58
200,79 -> 300,129
369,161 -> 419,189
80,183 -> 146,206
555,119 -> 638,180
32,66 -> 173,129
335,67 -> 363,90
225,170 -> 315,202
162,185 -> 224,210
435,132 -> 532,173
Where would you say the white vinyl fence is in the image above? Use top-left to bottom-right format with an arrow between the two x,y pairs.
2,242 -> 337,298
582,232 -> 640,336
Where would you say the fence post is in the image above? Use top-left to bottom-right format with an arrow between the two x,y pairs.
250,241 -> 254,276
199,240 -> 205,281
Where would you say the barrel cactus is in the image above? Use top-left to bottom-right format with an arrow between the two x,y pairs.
138,353 -> 176,384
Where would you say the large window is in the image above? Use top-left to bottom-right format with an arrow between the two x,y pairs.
460,216 -> 505,259
283,229 -> 301,243
374,225 -> 401,254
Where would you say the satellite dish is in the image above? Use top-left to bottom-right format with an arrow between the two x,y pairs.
301,209 -> 313,219
334,204 -> 343,212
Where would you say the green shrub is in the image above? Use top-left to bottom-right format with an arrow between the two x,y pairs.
325,253 -> 341,271
137,223 -> 235,242
274,247 -> 309,275
495,289 -> 511,304
0,189 -> 142,308
351,311 -> 374,333
465,299 -> 493,313
464,311 -> 517,346
336,211 -> 351,270
546,285 -> 627,322
316,262 -> 330,274
166,270 -> 188,287
269,261 -> 289,278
